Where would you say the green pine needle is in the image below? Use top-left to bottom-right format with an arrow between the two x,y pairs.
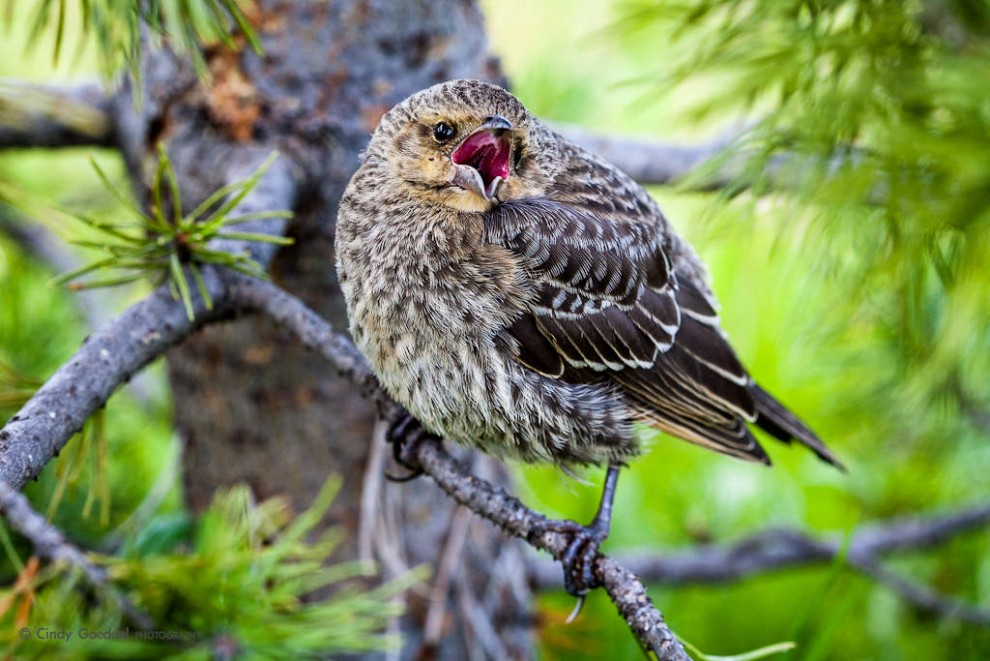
679,638 -> 797,661
20,0 -> 263,83
53,147 -> 293,321
1,478 -> 425,658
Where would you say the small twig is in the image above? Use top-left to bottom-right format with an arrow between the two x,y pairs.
0,478 -> 153,628
456,562 -> 510,661
0,81 -> 114,149
0,480 -> 104,584
357,420 -> 389,564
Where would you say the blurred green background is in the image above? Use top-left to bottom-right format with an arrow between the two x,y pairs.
2,0 -> 989,659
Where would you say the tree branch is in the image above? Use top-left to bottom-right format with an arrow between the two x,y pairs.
0,478 -> 154,628
0,271 -> 232,490
414,439 -> 690,660
554,124 -> 850,200
0,154 -> 296,489
554,124 -> 733,186
0,81 -> 114,149
225,276 -> 688,659
529,505 -> 990,624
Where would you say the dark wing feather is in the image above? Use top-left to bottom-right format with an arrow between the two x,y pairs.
751,384 -> 846,469
483,143 -> 838,466
483,197 -> 772,464
613,278 -> 770,464
485,198 -> 679,373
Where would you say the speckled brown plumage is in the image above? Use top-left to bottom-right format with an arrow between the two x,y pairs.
335,79 -> 841,471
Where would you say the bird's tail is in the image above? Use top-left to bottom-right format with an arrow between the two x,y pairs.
751,384 -> 845,470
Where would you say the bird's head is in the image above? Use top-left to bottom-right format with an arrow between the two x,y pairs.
367,80 -> 558,212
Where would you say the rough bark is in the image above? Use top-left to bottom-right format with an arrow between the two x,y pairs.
108,2 -> 532,658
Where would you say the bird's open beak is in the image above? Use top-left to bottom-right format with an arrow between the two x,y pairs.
451,115 -> 513,201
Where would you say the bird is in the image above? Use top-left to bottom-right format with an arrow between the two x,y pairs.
335,78 -> 842,599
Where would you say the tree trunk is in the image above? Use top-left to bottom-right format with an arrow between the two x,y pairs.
113,2 -> 533,658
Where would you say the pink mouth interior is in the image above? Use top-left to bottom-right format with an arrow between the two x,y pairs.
452,130 -> 511,192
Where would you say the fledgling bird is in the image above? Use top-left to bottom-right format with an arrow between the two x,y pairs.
336,79 -> 842,597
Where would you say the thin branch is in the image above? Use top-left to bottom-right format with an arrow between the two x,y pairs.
529,505 -> 990,624
423,505 -> 472,648
0,478 -> 153,628
556,123 -> 865,203
0,270 -> 232,490
412,439 -> 689,660
226,277 -> 690,660
0,81 -> 114,149
0,479 -> 106,585
554,124 -> 733,186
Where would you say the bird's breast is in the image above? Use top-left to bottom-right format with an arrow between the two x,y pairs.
339,204 -> 524,369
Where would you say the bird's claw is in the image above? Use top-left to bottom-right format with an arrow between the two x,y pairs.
384,411 -> 432,482
534,518 -> 608,606
562,524 -> 607,598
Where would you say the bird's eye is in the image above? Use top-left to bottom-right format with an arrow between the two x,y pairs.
432,121 -> 456,143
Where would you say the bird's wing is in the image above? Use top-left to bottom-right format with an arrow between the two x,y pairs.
483,197 -> 679,375
483,194 -> 768,463
618,278 -> 766,463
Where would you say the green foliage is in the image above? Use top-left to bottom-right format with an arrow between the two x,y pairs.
0,478 -> 423,659
0,0 -> 986,659
53,146 -> 292,320
15,0 -> 261,81
0,361 -> 39,414
617,0 -> 990,410
43,412 -> 111,527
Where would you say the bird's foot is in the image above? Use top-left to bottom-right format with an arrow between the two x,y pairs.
532,517 -> 609,618
531,465 -> 620,621
384,411 -> 433,482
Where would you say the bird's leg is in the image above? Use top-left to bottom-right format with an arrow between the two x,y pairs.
384,410 -> 433,482
534,464 -> 621,611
